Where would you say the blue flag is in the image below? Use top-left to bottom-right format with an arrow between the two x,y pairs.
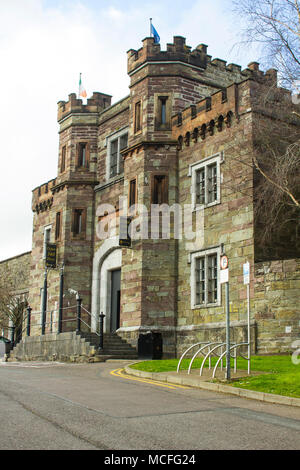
151,23 -> 160,44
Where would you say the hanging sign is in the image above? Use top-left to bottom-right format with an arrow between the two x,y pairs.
45,243 -> 57,268
119,216 -> 132,248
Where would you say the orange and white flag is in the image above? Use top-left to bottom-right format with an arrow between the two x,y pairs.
79,73 -> 87,98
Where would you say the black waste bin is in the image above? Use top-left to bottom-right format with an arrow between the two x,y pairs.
0,337 -> 11,358
138,332 -> 163,359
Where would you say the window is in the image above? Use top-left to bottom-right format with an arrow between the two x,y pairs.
152,175 -> 168,204
129,179 -> 137,208
190,153 -> 221,210
77,142 -> 89,168
134,101 -> 141,133
43,225 -> 51,259
55,212 -> 61,241
191,247 -> 221,308
61,146 -> 66,173
155,94 -> 171,130
107,130 -> 128,179
72,209 -> 86,237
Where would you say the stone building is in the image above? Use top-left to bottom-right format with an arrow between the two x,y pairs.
2,36 -> 300,360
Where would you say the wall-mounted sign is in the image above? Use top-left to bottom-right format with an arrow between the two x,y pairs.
119,216 -> 131,248
45,243 -> 57,268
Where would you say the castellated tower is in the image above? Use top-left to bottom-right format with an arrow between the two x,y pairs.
117,36 -> 250,355
29,92 -> 111,334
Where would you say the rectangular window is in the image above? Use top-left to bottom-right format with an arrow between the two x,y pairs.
72,209 -> 86,237
152,175 -> 168,204
190,154 -> 221,210
78,142 -> 88,168
191,248 -> 220,308
43,226 -> 51,259
129,179 -> 137,208
73,209 -> 82,235
160,97 -> 167,125
61,146 -> 66,173
134,101 -> 141,133
55,212 -> 61,241
107,131 -> 128,179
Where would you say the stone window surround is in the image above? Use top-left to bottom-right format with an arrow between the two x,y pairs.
105,126 -> 129,181
190,245 -> 222,309
188,152 -> 223,211
43,224 -> 52,260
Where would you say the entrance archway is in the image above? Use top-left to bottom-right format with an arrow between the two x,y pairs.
91,239 -> 122,333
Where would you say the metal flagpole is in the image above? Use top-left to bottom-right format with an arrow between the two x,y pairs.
150,18 -> 152,37
78,73 -> 81,99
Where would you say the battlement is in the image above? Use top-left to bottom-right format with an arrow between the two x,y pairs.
32,178 -> 56,213
57,92 -> 112,122
127,36 -> 208,74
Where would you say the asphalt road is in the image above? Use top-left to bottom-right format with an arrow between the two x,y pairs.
0,360 -> 300,450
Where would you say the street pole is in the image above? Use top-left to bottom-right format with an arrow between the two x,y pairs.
99,312 -> 105,351
76,295 -> 82,334
41,266 -> 48,335
247,283 -> 251,374
26,306 -> 32,337
225,281 -> 231,381
58,263 -> 64,334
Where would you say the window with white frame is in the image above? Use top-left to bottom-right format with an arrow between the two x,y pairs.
106,128 -> 128,179
43,225 -> 52,259
190,247 -> 221,308
190,153 -> 221,210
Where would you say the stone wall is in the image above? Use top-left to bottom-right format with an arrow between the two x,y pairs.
0,251 -> 31,338
254,258 -> 300,353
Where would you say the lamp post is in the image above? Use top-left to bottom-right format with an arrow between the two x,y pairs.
26,306 -> 32,337
58,263 -> 64,334
41,267 -> 48,335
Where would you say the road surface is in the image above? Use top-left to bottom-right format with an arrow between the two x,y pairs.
0,360 -> 299,450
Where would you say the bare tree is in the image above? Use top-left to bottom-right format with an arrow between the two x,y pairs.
232,0 -> 300,90
0,269 -> 28,341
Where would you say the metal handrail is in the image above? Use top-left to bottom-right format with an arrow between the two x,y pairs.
212,342 -> 249,379
177,342 -> 209,373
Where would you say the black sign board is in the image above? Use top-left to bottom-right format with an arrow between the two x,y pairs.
45,243 -> 57,267
119,216 -> 131,248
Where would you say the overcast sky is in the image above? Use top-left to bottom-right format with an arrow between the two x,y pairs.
0,0 -> 261,261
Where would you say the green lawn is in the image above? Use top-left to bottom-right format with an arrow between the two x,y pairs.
129,355 -> 300,398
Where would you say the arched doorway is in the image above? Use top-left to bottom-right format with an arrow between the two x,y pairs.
91,239 -> 122,333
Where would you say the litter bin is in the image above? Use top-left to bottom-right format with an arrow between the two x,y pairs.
138,332 -> 163,359
0,337 -> 11,358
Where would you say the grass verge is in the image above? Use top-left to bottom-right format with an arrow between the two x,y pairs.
129,355 -> 300,398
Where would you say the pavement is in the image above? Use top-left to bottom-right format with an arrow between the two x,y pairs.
125,363 -> 300,408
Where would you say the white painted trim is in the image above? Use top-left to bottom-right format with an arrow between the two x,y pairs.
190,246 -> 221,309
91,238 -> 121,332
189,153 -> 221,211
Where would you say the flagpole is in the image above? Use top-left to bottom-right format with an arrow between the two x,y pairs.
150,18 -> 152,37
79,73 -> 81,99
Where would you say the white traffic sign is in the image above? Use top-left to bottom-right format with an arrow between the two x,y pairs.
220,255 -> 229,270
243,262 -> 250,285
220,268 -> 229,284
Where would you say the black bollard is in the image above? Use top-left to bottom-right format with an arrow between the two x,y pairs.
98,312 -> 105,350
